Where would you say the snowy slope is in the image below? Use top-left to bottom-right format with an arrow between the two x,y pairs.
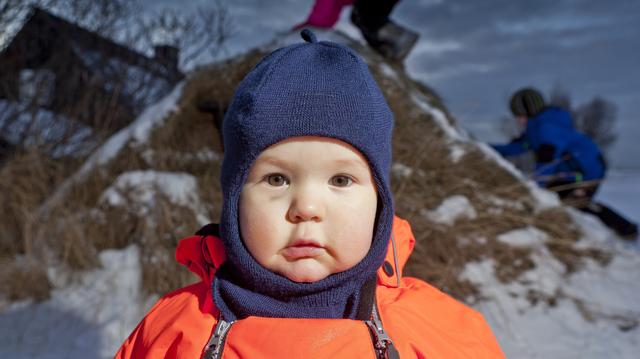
467,210 -> 640,359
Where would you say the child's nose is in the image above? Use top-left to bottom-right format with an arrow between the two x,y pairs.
287,187 -> 325,223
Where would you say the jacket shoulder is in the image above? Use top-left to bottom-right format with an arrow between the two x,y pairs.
378,279 -> 505,358
115,281 -> 217,359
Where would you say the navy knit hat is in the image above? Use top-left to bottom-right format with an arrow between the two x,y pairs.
213,30 -> 395,321
510,87 -> 546,117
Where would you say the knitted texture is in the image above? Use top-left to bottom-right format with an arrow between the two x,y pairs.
213,30 -> 395,321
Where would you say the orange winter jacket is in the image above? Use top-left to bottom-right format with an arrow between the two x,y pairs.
115,216 -> 505,358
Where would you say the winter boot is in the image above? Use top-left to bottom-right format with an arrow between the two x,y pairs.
374,21 -> 419,61
350,7 -> 418,62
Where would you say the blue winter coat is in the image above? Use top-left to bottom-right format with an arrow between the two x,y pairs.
492,107 -> 606,186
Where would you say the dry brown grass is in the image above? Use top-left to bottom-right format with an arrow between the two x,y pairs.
136,197 -> 201,294
0,149 -> 76,257
0,258 -> 52,301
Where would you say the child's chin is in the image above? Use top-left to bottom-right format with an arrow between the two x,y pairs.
283,267 -> 330,283
290,277 -> 319,283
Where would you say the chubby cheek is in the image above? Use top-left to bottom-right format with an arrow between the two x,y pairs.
239,189 -> 287,266
331,196 -> 377,270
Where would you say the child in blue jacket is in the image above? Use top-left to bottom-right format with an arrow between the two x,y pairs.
492,88 -> 637,239
492,88 -> 605,194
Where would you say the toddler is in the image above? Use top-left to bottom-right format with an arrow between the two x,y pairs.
116,30 -> 504,359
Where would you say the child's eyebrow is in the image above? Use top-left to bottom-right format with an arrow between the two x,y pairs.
255,156 -> 291,168
255,155 -> 370,171
333,158 -> 370,171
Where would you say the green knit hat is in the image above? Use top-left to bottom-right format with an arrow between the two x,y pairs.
510,87 -> 545,117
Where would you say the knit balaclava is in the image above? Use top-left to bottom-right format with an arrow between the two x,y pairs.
212,30 -> 394,321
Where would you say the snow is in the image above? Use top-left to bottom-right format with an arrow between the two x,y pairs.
474,141 -> 563,212
463,214 -> 640,359
0,100 -> 95,157
103,171 -> 198,207
485,195 -> 525,211
410,91 -> 468,142
475,141 -> 525,180
420,195 -> 477,225
391,162 -> 414,178
496,226 -> 548,247
378,63 -> 399,80
525,180 -> 563,212
0,245 -> 149,359
100,170 -> 209,225
140,148 -> 220,166
449,144 -> 466,162
0,6 -> 31,53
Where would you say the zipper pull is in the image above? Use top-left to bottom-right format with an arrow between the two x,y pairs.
366,319 -> 394,355
366,304 -> 400,359
202,319 -> 233,359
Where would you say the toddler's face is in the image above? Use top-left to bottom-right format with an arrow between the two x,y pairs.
239,136 -> 378,283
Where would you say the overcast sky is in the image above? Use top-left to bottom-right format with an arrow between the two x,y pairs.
144,0 -> 640,168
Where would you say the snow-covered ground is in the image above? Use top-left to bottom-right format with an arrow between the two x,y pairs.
467,211 -> 640,359
0,246 -> 148,359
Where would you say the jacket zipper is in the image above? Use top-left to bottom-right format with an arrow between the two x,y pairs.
203,306 -> 398,359
365,303 -> 400,359
202,319 -> 233,359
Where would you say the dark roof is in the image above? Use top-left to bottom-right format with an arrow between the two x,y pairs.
0,7 -> 183,82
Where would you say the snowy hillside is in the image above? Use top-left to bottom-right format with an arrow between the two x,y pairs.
1,30 -> 638,359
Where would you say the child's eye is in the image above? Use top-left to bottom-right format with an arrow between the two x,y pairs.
265,174 -> 289,187
329,175 -> 353,187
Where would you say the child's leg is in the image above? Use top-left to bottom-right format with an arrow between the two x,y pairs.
583,202 -> 639,239
351,0 -> 400,33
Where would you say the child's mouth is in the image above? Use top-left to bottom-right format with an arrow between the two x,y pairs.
282,240 -> 323,260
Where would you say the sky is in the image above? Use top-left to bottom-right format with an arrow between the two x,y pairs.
141,0 -> 640,168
